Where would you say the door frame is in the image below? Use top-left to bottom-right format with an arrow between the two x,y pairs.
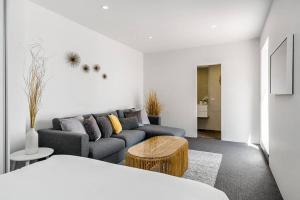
196,63 -> 222,139
0,0 -> 7,174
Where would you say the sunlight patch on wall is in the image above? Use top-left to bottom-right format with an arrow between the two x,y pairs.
260,38 -> 269,154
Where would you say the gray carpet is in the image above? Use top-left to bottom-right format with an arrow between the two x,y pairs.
187,137 -> 283,200
183,150 -> 222,186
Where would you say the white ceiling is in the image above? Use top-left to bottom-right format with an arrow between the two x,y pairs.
30,0 -> 273,53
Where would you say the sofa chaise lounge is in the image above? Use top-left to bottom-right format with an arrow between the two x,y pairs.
38,109 -> 185,164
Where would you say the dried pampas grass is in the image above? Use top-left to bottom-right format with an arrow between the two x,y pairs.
145,90 -> 162,116
24,43 -> 46,128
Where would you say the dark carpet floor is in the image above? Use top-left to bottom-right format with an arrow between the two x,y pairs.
186,137 -> 283,200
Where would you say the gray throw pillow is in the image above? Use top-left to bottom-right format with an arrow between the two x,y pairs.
124,109 -> 150,126
120,117 -> 139,130
60,117 -> 86,134
83,116 -> 102,141
96,116 -> 113,138
124,110 -> 142,125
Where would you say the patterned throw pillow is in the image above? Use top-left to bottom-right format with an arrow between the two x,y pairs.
96,116 -> 113,138
83,116 -> 102,141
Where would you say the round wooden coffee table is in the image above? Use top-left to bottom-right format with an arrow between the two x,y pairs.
125,136 -> 188,177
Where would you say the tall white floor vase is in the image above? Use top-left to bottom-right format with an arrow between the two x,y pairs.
25,128 -> 39,155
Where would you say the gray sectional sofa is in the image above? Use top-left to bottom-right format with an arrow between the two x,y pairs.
38,109 -> 185,164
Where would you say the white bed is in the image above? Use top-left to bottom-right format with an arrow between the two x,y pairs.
0,155 -> 229,200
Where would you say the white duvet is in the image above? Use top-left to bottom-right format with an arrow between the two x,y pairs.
0,155 -> 229,200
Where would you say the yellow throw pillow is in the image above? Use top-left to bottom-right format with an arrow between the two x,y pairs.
108,114 -> 122,134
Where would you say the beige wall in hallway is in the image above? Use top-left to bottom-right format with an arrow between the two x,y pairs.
197,68 -> 208,103
198,65 -> 221,131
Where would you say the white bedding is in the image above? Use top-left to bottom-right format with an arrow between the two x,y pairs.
0,155 -> 229,200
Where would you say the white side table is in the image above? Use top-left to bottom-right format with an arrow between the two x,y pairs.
10,147 -> 54,170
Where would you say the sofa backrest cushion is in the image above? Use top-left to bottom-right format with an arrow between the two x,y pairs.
93,111 -> 118,120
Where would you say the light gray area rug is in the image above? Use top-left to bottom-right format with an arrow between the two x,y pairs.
183,150 -> 222,186
122,150 -> 222,186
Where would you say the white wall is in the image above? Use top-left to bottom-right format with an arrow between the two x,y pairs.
144,39 -> 260,142
8,1 -> 143,153
6,0 -> 27,162
260,1 -> 300,199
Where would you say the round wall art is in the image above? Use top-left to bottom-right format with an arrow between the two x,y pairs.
94,64 -> 101,72
66,52 -> 81,67
82,64 -> 90,72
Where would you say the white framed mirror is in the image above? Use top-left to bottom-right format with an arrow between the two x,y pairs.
270,34 -> 294,95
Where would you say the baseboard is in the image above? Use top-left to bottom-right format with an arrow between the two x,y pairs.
260,146 -> 269,164
198,129 -> 221,132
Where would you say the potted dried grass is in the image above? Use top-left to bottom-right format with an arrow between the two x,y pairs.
145,90 -> 162,116
24,44 -> 46,155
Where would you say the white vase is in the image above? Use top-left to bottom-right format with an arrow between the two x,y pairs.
25,128 -> 39,155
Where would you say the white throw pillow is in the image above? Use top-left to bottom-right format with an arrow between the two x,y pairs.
140,108 -> 150,125
60,117 -> 86,134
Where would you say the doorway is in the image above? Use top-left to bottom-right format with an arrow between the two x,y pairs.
197,64 -> 221,140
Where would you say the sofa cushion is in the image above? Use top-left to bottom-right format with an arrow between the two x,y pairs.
89,138 -> 125,160
119,117 -> 139,130
95,116 -> 113,138
137,125 -> 185,138
111,130 -> 146,147
83,116 -> 102,141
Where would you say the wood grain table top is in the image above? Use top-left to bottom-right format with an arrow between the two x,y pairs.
127,136 -> 188,159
